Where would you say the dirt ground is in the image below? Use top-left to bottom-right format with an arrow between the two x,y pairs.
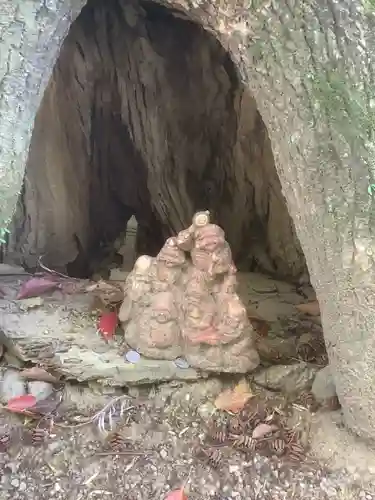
1,381 -> 374,500
1,268 -> 375,499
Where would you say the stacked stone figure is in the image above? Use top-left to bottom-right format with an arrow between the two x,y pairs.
119,211 -> 259,373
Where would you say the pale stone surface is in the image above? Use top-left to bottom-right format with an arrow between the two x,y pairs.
0,368 -> 26,403
0,281 -> 202,386
27,380 -> 54,401
0,264 -> 28,275
312,366 -> 337,402
0,270 -> 319,385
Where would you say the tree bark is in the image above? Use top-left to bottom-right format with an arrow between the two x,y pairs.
0,0 -> 375,438
3,0 -> 305,280
0,1 -> 86,229
232,0 -> 375,438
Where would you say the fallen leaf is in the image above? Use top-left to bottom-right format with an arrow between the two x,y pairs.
249,318 -> 269,337
7,395 -> 37,413
16,276 -> 59,300
19,367 -> 61,384
296,301 -> 320,316
98,310 -> 118,341
214,379 -> 254,413
252,422 -> 278,439
165,488 -> 187,500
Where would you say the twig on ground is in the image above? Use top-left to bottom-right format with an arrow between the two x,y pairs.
55,395 -> 136,430
38,255 -> 79,281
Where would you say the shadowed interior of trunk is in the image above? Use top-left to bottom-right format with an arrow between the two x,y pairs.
5,0 -> 307,282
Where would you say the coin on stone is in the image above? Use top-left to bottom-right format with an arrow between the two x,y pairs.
173,357 -> 190,369
125,350 -> 141,364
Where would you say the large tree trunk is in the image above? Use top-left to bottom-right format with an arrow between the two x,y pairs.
238,2 -> 375,438
3,0 -> 305,280
0,0 -> 375,438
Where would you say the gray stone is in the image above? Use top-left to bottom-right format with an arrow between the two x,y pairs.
0,292 -> 203,386
311,365 -> 337,402
0,369 -> 26,403
109,268 -> 129,282
19,482 -> 27,492
10,478 -> 19,488
154,378 -> 223,412
27,380 -> 54,401
0,264 -> 28,275
197,402 -> 216,420
252,363 -> 319,393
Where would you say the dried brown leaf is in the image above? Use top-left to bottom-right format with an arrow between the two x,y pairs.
249,318 -> 270,337
214,379 -> 254,413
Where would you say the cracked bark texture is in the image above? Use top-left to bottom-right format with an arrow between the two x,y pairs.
0,0 -> 375,438
3,0 -> 305,279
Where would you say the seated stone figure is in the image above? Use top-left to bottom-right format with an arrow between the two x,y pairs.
119,211 -> 260,373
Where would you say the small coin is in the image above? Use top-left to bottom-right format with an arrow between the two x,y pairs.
173,357 -> 190,369
125,350 -> 141,364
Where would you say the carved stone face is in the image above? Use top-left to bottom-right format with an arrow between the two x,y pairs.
155,262 -> 182,285
191,248 -> 212,272
150,292 -> 178,324
209,243 -> 233,275
218,295 -> 247,331
185,269 -> 209,296
183,295 -> 215,330
157,237 -> 186,268
194,224 -> 225,252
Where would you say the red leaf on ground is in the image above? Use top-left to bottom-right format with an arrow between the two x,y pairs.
16,277 -> 59,299
98,310 -> 118,341
165,488 -> 187,500
7,395 -> 37,412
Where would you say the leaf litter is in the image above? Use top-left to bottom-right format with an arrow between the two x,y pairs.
214,378 -> 254,413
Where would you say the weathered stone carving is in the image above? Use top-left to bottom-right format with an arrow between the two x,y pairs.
119,211 -> 260,373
